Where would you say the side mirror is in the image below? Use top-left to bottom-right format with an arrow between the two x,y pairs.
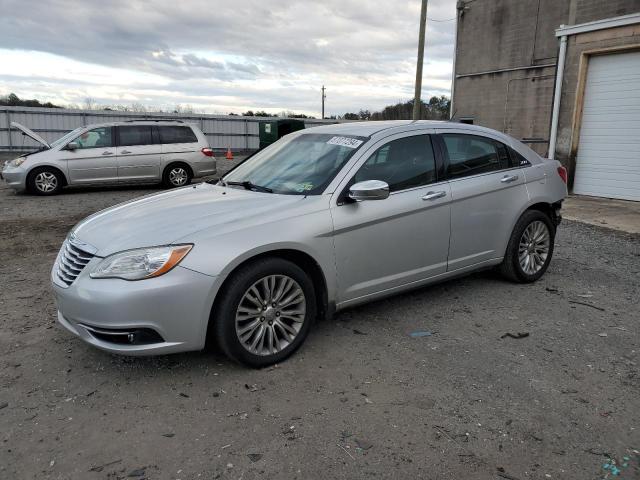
66,142 -> 78,151
348,180 -> 390,201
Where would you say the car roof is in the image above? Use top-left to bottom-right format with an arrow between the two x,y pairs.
302,120 -> 542,162
305,120 -> 510,137
306,120 -> 524,146
305,120 -> 416,137
80,120 -> 195,129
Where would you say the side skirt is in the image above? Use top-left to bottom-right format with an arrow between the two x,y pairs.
335,257 -> 503,311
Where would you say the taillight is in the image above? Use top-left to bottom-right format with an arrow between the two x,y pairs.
201,147 -> 214,157
557,166 -> 568,184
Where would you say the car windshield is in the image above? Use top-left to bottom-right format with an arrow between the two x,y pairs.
50,127 -> 85,148
222,133 -> 368,195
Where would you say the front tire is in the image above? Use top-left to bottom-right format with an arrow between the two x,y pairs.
27,167 -> 63,195
499,210 -> 555,283
213,257 -> 316,367
162,163 -> 192,188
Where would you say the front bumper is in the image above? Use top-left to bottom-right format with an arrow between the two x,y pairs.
1,164 -> 27,191
52,259 -> 219,356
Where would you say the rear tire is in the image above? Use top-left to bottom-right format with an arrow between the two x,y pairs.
162,163 -> 192,188
27,167 -> 63,195
499,209 -> 555,283
212,257 -> 316,368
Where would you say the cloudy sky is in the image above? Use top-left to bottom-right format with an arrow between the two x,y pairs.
0,0 -> 457,117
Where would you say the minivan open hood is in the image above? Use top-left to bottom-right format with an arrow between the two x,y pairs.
11,122 -> 50,148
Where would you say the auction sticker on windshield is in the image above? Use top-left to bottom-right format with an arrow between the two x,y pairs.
326,136 -> 364,149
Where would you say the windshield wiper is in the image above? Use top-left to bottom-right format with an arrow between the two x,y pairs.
223,180 -> 273,193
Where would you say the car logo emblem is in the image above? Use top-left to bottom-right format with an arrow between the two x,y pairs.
68,231 -> 98,255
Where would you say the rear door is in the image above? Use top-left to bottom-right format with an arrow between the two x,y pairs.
65,126 -> 118,184
115,125 -> 162,181
158,125 -> 200,160
436,130 -> 528,271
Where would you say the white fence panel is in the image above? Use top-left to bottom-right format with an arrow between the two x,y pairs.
0,106 -> 339,153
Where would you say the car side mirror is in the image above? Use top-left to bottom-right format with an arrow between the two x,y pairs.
66,142 -> 78,151
348,180 -> 390,201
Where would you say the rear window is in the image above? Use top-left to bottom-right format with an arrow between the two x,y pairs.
442,134 -> 509,179
119,126 -> 153,146
509,147 -> 532,167
159,126 -> 198,144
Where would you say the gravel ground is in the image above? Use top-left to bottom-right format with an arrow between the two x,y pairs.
0,179 -> 638,480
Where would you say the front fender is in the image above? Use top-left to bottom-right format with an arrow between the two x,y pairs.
177,204 -> 338,304
26,162 -> 70,185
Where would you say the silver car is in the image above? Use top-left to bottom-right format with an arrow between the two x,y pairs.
1,120 -> 216,194
51,121 -> 567,367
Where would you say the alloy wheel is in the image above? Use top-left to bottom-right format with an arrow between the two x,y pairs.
235,275 -> 306,356
34,172 -> 58,193
518,220 -> 550,275
169,167 -> 188,186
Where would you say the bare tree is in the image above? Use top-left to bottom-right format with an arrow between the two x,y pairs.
130,103 -> 148,113
84,97 -> 96,110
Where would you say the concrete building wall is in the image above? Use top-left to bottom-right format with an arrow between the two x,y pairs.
453,68 -> 556,155
455,0 -> 568,73
453,0 -> 570,155
573,0 -> 640,24
453,0 -> 640,161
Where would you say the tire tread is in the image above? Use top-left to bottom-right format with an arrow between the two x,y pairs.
212,257 -> 316,368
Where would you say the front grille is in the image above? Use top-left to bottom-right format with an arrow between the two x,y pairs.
56,240 -> 94,287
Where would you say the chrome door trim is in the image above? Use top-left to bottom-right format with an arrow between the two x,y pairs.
501,174 -> 519,183
422,190 -> 447,201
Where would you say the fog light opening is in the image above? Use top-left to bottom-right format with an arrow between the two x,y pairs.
80,325 -> 165,346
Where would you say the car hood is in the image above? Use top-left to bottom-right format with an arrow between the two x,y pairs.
11,122 -> 50,148
72,183 -> 306,257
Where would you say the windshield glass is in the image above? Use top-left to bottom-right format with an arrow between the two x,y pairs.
223,133 -> 368,195
50,127 -> 85,148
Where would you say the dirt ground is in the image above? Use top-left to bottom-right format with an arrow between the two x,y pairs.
0,178 -> 638,480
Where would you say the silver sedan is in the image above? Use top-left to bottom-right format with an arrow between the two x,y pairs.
52,121 -> 567,367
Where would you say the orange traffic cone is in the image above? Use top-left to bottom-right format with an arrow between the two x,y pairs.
225,147 -> 233,160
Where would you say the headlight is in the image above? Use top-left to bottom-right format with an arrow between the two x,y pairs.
10,157 -> 27,167
90,245 -> 192,280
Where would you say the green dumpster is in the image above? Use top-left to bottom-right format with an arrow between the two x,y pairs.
259,119 -> 305,149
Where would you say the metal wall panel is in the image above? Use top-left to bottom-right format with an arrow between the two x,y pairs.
0,106 -> 340,152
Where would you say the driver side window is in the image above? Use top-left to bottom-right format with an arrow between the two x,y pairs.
73,127 -> 113,149
353,134 -> 436,192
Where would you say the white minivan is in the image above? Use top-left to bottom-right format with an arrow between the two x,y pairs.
1,120 -> 216,195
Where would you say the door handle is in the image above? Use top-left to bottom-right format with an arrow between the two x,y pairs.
421,190 -> 447,201
120,150 -> 132,155
101,151 -> 113,156
501,174 -> 519,183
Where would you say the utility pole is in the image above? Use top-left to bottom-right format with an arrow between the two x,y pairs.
321,85 -> 326,119
413,0 -> 428,120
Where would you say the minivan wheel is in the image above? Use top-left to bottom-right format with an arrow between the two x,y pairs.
28,167 -> 63,195
499,210 -> 555,283
163,163 -> 192,188
213,257 -> 316,367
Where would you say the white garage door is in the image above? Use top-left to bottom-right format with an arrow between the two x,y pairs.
573,50 -> 640,201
